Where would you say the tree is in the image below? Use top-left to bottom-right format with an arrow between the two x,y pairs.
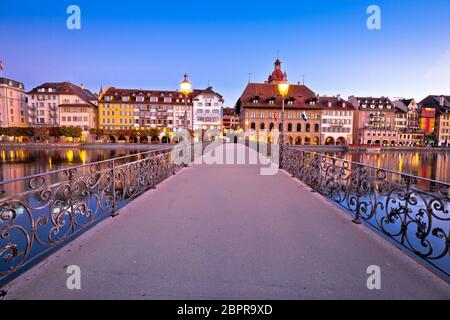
49,127 -> 62,142
89,128 -> 104,140
148,128 -> 161,143
68,127 -> 82,138
33,127 -> 50,142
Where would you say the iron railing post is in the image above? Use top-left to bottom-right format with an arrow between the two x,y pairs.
353,164 -> 362,225
111,159 -> 118,217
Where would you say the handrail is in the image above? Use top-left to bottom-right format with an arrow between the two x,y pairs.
0,142 -> 210,287
0,145 -> 175,186
287,146 -> 450,187
282,145 -> 450,280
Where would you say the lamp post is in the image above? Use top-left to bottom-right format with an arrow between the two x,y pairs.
278,81 -> 290,145
180,73 -> 193,132
278,81 -> 289,168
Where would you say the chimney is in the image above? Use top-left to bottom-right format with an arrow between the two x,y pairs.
439,96 -> 445,107
80,83 -> 84,90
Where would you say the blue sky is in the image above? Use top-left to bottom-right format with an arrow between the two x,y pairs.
1,0 -> 449,105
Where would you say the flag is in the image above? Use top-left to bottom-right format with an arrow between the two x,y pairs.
0,60 -> 3,71
302,111 -> 308,121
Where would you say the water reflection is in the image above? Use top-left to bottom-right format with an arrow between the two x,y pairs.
333,151 -> 450,183
0,146 -> 163,182
1,146 -> 450,183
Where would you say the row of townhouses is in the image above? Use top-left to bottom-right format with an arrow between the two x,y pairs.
237,59 -> 450,146
97,86 -> 223,133
0,77 -> 224,142
1,60 -> 449,145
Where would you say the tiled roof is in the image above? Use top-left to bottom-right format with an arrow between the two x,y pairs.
223,107 -> 238,116
419,95 -> 450,115
349,96 -> 395,111
392,100 -> 408,113
0,77 -> 25,89
99,86 -> 223,105
99,87 -> 197,105
401,98 -> 414,106
28,82 -> 97,107
193,86 -> 223,100
239,83 -> 318,109
318,96 -> 355,110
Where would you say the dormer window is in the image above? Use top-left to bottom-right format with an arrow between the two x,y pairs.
122,96 -> 129,102
288,100 -> 294,105
328,102 -> 332,107
269,100 -> 274,104
253,97 -> 259,104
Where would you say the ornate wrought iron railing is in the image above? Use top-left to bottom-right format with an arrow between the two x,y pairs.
281,146 -> 450,281
0,143 -> 205,286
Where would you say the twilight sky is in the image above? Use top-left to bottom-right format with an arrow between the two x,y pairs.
1,0 -> 449,105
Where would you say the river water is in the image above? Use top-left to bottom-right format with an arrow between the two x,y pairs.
0,145 -> 169,182
1,145 -> 450,183
336,150 -> 450,183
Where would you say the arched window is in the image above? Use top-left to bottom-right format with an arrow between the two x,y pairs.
251,122 -> 256,130
260,123 -> 265,130
306,124 -> 311,132
269,123 -> 274,131
314,124 -> 320,132
287,123 -> 293,132
279,123 -> 283,131
297,124 -> 301,132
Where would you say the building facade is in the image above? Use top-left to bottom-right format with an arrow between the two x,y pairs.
0,77 -> 27,127
319,96 -> 355,145
222,107 -> 240,133
393,99 -> 424,146
192,87 -> 223,131
98,88 -> 181,134
238,59 -> 322,145
349,96 -> 398,146
420,95 -> 450,146
27,82 -> 98,136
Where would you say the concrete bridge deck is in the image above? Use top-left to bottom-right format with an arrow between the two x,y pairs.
3,144 -> 449,299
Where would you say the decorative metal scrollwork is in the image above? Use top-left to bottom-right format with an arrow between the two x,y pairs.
281,146 -> 450,279
0,143 -> 209,286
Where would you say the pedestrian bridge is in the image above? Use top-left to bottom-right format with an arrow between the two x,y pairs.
1,143 -> 449,299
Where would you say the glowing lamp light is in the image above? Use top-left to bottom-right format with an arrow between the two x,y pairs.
180,73 -> 192,95
278,82 -> 290,97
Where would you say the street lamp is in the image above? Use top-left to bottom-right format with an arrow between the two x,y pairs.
180,73 -> 193,131
278,81 -> 290,145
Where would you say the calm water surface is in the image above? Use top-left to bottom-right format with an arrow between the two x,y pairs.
1,146 -> 450,183
0,145 -> 168,182
335,150 -> 450,183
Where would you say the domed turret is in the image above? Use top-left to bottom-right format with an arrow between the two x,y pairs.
268,59 -> 287,84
